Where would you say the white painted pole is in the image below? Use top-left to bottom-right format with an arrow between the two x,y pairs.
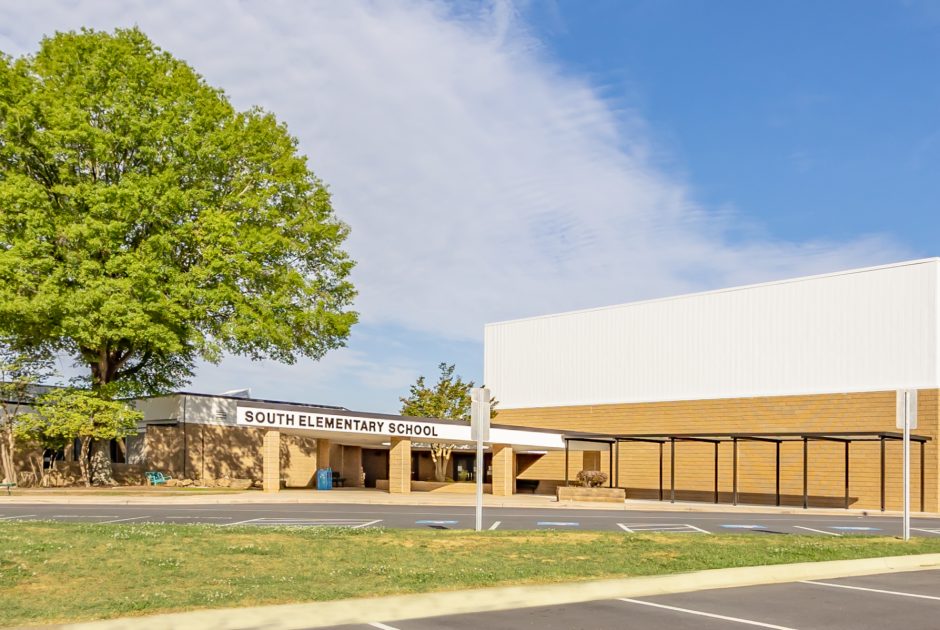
475,435 -> 483,532
471,387 -> 490,533
903,390 -> 911,541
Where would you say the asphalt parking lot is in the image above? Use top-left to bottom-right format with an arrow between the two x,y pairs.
2,502 -> 940,536
325,569 -> 940,630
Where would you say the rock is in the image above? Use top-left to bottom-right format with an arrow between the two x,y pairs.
216,478 -> 232,488
180,479 -> 193,487
252,479 -> 263,488
229,478 -> 252,490
165,479 -> 179,487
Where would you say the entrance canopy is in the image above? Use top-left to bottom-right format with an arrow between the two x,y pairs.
236,400 -> 565,451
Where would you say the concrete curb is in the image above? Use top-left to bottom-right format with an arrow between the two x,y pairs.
3,493 -> 937,517
61,553 -> 940,630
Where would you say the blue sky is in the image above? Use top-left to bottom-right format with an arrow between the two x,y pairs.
524,0 -> 940,250
1,1 -> 935,412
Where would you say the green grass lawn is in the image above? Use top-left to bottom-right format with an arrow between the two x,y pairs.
2,521 -> 940,627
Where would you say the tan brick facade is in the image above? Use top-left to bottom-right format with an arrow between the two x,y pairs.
388,437 -> 411,493
143,424 -> 359,489
502,389 -> 939,512
262,430 -> 280,493
491,444 -> 515,496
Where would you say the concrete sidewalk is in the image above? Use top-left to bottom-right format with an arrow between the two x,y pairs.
61,553 -> 940,630
2,487 -> 937,518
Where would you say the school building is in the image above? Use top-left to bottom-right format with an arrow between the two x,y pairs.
125,258 -> 939,512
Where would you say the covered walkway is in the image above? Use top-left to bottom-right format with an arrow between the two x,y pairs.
563,431 -> 931,511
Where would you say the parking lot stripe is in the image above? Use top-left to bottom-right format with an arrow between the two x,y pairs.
618,599 -> 799,629
0,514 -> 34,520
353,520 -> 383,529
225,518 -> 264,526
801,581 -> 940,601
489,521 -> 501,530
686,524 -> 711,534
100,516 -> 148,524
368,623 -> 400,630
793,526 -> 840,536
617,523 -> 633,532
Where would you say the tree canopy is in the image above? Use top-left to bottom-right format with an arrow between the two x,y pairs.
0,28 -> 357,396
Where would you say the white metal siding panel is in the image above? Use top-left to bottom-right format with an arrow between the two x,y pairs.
485,259 -> 940,409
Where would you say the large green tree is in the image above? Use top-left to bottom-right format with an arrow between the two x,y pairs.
0,28 -> 357,398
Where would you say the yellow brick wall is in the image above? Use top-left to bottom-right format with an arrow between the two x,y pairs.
388,437 -> 411,493
145,424 -> 319,487
491,444 -> 515,496
504,389 -> 939,512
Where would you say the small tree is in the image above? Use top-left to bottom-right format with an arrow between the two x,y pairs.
31,389 -> 141,487
14,412 -> 70,487
399,363 -> 496,483
0,340 -> 54,483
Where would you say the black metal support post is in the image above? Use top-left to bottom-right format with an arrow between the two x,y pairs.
670,437 -> 676,503
658,442 -> 664,501
844,441 -> 850,510
921,440 -> 926,513
775,441 -> 781,507
614,441 -> 620,489
609,443 -> 614,489
564,440 -> 569,487
880,437 -> 885,512
732,437 -> 738,506
714,441 -> 719,504
803,437 -> 809,510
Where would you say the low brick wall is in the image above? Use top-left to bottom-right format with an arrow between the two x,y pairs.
556,486 -> 626,503
374,479 -> 494,493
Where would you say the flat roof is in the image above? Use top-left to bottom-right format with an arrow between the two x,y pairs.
154,391 -> 572,436
485,257 -> 940,327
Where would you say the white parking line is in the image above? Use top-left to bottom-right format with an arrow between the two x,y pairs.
618,523 -> 709,534
489,521 -> 501,530
686,524 -> 711,534
793,526 -> 840,536
225,518 -> 264,526
100,516 -> 149,524
912,528 -> 940,535
353,520 -> 383,529
0,514 -> 34,520
619,598 -> 798,629
368,623 -> 400,630
801,580 -> 940,601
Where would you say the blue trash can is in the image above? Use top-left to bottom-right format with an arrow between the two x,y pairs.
316,467 -> 333,490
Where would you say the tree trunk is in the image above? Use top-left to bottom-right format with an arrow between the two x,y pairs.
0,423 -> 16,484
430,444 -> 453,482
78,436 -> 92,487
90,440 -> 115,486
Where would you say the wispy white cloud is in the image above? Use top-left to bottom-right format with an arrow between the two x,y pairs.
0,1 -> 910,408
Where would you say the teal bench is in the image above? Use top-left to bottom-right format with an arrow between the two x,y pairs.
0,482 -> 15,496
145,471 -> 172,486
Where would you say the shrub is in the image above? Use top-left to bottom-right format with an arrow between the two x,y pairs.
576,470 -> 608,488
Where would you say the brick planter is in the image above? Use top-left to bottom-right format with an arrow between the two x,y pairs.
556,486 -> 626,503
